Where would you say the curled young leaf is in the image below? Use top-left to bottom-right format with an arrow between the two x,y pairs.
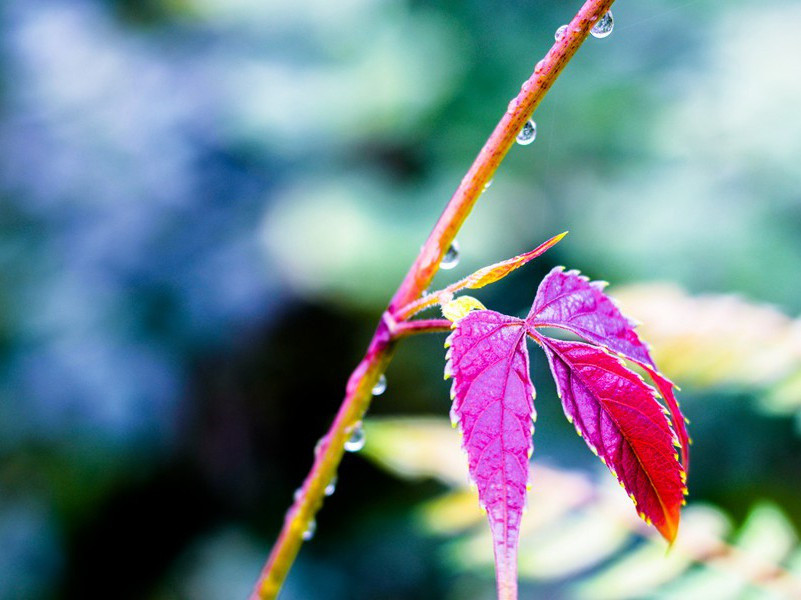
455,232 -> 567,292
539,337 -> 686,543
446,310 -> 535,599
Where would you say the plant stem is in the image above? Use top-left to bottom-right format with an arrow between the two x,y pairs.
392,318 -> 453,338
250,1 -> 615,597
388,0 -> 616,315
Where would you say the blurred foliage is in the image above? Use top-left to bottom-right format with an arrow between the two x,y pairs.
364,418 -> 801,600
614,284 -> 801,416
0,0 -> 799,598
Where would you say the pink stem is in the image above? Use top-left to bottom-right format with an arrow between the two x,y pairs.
392,318 -> 453,338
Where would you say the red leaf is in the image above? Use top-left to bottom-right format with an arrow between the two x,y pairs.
528,267 -> 690,471
446,310 -> 534,599
539,337 -> 686,542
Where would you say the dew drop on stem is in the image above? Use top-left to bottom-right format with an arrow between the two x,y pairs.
344,422 -> 366,452
516,119 -> 537,145
591,11 -> 614,38
555,25 -> 568,41
372,374 -> 387,396
314,435 -> 327,457
302,519 -> 316,541
440,241 -> 460,270
325,475 -> 337,497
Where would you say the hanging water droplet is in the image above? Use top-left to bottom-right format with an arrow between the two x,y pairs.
302,519 -> 316,541
440,241 -> 460,270
372,374 -> 387,396
516,119 -> 537,145
591,11 -> 614,38
555,25 -> 568,41
344,422 -> 366,452
325,475 -> 337,497
535,59 -> 546,74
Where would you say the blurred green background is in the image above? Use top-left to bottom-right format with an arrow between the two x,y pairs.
2,0 -> 800,598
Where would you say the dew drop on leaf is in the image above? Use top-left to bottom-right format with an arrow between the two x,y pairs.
325,475 -> 337,497
372,374 -> 387,396
302,519 -> 316,541
591,11 -> 614,38
516,119 -> 537,145
555,25 -> 568,41
440,241 -> 460,270
344,422 -> 366,452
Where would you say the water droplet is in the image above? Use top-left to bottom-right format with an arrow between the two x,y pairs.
344,422 -> 366,452
440,241 -> 460,270
302,519 -> 316,540
555,25 -> 568,41
293,487 -> 303,502
483,178 -> 493,190
325,476 -> 337,496
314,435 -> 327,457
591,11 -> 614,38
516,119 -> 537,145
372,374 -> 387,396
535,59 -> 546,73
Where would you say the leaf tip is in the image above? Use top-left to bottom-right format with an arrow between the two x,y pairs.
656,511 -> 680,545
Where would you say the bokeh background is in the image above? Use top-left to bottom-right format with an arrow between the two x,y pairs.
2,0 -> 801,598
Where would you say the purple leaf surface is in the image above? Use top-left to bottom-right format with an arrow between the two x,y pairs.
529,267 -> 653,364
446,310 -> 534,599
540,337 -> 685,542
528,267 -> 690,470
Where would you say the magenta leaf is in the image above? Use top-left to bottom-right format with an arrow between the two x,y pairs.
539,337 -> 685,542
529,267 -> 652,364
528,267 -> 690,470
446,310 -> 534,599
